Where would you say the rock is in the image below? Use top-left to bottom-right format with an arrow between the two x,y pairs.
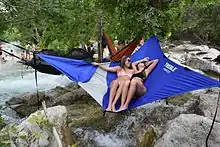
6,91 -> 47,117
139,93 -> 201,129
136,125 -> 157,147
52,88 -> 89,105
167,43 -> 220,75
0,126 -> 12,147
69,90 -> 217,146
67,98 -> 125,132
14,105 -> 74,147
155,114 -> 220,147
0,115 -> 6,130
64,82 -> 80,91
46,86 -> 71,99
197,88 -> 220,123
5,83 -> 89,117
110,95 -> 203,146
185,56 -> 220,74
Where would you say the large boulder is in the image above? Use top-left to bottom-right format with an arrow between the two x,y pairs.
52,88 -> 89,106
166,43 -> 220,74
67,98 -> 127,146
67,98 -> 126,132
195,88 -> 220,123
71,93 -> 204,146
155,114 -> 220,147
6,83 -> 89,117
14,105 -> 74,147
6,91 -> 47,117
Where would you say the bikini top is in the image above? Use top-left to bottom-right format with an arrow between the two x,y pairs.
131,70 -> 146,81
117,70 -> 133,78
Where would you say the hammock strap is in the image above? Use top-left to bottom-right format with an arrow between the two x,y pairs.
2,49 -> 25,61
33,52 -> 40,110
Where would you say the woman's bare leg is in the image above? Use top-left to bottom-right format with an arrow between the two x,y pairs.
115,59 -> 158,112
106,80 -> 119,111
117,78 -> 138,111
118,80 -> 130,110
112,81 -> 125,112
120,78 -> 146,111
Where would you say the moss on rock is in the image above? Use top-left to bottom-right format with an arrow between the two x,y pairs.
67,97 -> 126,132
167,93 -> 196,106
0,127 -> 11,147
137,126 -> 157,147
0,116 -> 6,130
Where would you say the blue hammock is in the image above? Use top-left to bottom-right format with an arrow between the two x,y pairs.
37,36 -> 220,111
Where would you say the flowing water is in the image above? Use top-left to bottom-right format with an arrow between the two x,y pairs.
73,102 -> 165,146
0,43 -> 72,122
0,44 -> 132,146
0,43 -> 155,146
0,62 -> 71,104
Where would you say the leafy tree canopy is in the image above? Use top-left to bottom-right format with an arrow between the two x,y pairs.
0,0 -> 220,50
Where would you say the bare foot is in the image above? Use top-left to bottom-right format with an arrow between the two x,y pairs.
112,105 -> 117,112
106,107 -> 112,112
116,106 -> 127,112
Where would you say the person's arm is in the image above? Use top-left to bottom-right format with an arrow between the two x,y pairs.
92,62 -> 121,72
132,63 -> 138,72
132,57 -> 150,72
144,59 -> 159,74
132,57 -> 150,66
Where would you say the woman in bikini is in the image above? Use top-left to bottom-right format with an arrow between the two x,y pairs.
92,56 -> 149,112
117,58 -> 159,112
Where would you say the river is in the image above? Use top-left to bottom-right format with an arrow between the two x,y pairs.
0,43 -> 72,122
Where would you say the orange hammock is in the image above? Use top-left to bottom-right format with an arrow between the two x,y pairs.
103,32 -> 141,61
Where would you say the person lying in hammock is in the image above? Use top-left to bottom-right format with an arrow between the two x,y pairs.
116,58 -> 159,112
92,56 -> 149,112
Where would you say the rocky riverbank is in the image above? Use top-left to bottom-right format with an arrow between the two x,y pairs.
1,42 -> 220,146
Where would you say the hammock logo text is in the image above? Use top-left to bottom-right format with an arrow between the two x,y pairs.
163,62 -> 178,73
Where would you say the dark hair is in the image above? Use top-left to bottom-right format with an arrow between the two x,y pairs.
120,55 -> 129,68
136,61 -> 147,70
118,40 -> 125,45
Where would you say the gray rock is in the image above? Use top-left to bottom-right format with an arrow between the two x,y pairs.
196,88 -> 220,123
52,88 -> 89,105
5,83 -> 89,117
167,43 -> 220,74
15,105 -> 73,147
6,92 -> 47,117
155,114 -> 220,147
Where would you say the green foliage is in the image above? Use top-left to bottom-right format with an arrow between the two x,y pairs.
0,124 -> 18,147
0,115 -> 6,130
28,112 -> 53,131
71,143 -> 78,147
0,112 -> 54,146
17,112 -> 53,146
2,28 -> 22,41
0,115 -> 3,124
1,0 -> 220,49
